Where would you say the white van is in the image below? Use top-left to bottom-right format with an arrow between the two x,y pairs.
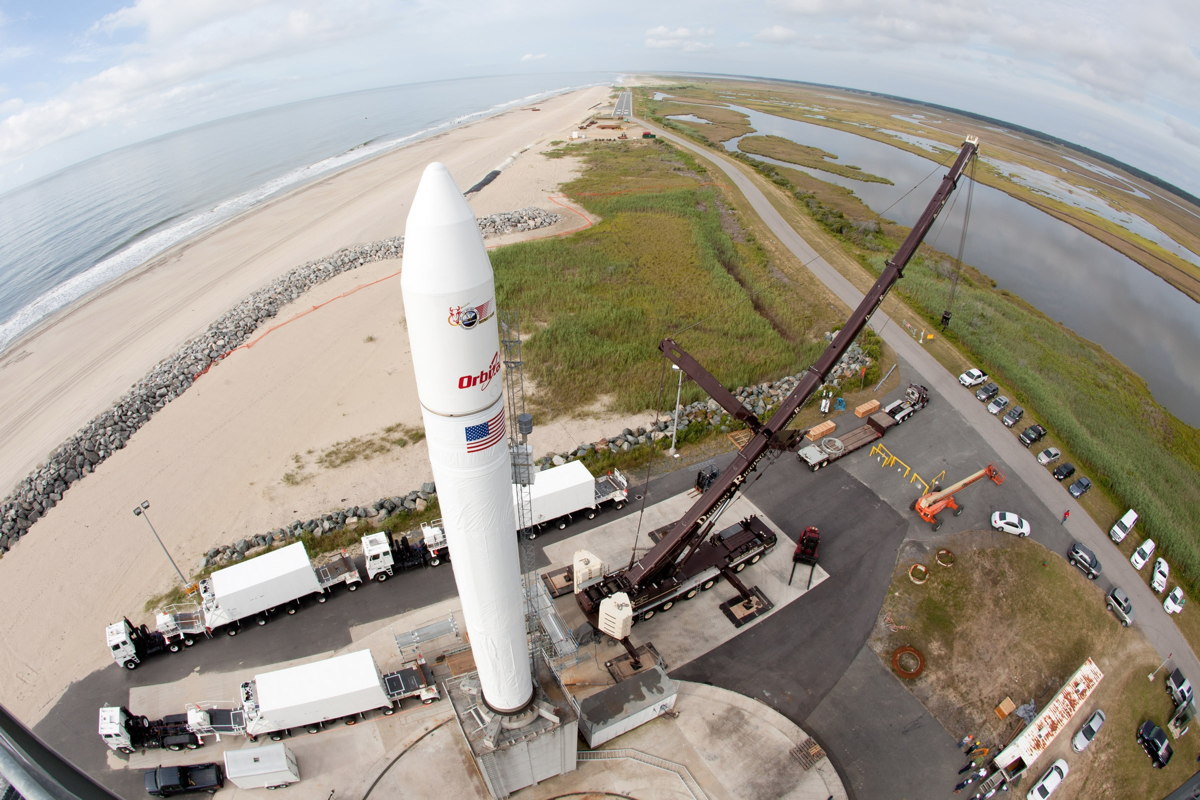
224,743 -> 300,790
1110,509 -> 1138,543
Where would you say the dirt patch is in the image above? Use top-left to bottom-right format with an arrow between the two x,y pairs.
869,531 -> 1194,798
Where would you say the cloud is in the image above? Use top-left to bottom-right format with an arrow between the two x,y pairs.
754,25 -> 798,44
520,53 -> 547,62
644,25 -> 715,52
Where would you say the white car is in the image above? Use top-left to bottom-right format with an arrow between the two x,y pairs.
1072,709 -> 1106,752
1151,558 -> 1169,594
1165,587 -> 1186,615
1131,538 -> 1157,570
1027,758 -> 1068,799
987,395 -> 1010,415
1036,447 -> 1061,466
958,368 -> 987,387
990,511 -> 1031,537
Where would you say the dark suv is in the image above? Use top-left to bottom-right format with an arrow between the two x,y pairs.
1137,721 -> 1173,768
1053,462 -> 1076,481
1068,542 -> 1101,580
975,382 -> 999,402
1019,424 -> 1047,447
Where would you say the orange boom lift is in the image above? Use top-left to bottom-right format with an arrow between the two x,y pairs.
913,465 -> 1005,530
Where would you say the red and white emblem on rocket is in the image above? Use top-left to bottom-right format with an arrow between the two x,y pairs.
448,299 -> 494,329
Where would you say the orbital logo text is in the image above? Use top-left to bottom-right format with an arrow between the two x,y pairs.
459,352 -> 501,391
448,298 -> 494,330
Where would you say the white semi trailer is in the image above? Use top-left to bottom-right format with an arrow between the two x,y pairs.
517,461 -> 629,539
107,543 -> 363,669
99,650 -> 439,751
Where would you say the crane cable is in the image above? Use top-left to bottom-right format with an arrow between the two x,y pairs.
942,151 -> 978,329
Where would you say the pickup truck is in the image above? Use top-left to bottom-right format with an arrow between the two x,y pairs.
144,763 -> 225,797
958,368 -> 988,387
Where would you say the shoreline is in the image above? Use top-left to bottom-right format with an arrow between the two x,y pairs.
0,83 -> 656,725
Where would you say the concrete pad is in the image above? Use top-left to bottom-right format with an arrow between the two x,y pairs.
543,494 -> 829,671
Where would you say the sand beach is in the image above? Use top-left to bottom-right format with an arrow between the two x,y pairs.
0,84 -> 651,723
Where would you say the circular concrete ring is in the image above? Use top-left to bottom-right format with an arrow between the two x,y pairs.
936,549 -> 956,567
892,645 -> 926,678
908,563 -> 929,584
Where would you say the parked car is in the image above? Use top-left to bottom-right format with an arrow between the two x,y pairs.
1166,668 -> 1193,706
975,382 -> 1000,402
958,368 -> 988,387
1036,446 -> 1061,465
1052,462 -> 1076,481
1019,424 -> 1047,447
1130,538 -> 1156,570
144,763 -> 225,797
990,511 -> 1031,537
1026,758 -> 1068,799
1109,508 -> 1138,543
1106,587 -> 1134,627
987,395 -> 1009,415
1151,558 -> 1169,593
1068,542 -> 1101,580
1072,709 -> 1106,751
1068,476 -> 1092,498
1002,405 -> 1025,427
1137,721 -> 1173,768
1165,586 -> 1186,615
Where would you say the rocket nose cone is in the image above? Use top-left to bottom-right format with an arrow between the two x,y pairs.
406,162 -> 474,230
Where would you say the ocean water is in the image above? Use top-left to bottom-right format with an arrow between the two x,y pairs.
0,72 -> 618,354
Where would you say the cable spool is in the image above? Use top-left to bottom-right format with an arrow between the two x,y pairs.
821,437 -> 846,455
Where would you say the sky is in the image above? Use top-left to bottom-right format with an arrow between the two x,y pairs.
1,0 -> 1198,195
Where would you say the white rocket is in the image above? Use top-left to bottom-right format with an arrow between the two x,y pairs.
401,163 -> 533,714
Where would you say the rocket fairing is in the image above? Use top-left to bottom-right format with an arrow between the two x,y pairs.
401,162 -> 533,714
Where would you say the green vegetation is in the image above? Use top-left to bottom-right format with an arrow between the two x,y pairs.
874,535 -> 1190,797
492,140 -> 826,417
283,423 -> 426,483
738,135 -> 892,184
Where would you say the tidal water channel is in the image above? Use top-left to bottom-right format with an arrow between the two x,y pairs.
696,106 -> 1199,426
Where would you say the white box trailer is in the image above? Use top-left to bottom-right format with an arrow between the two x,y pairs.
244,650 -> 392,735
224,742 -> 300,789
519,461 -> 597,529
202,542 -> 322,628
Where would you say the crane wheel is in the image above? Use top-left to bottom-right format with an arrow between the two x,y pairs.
661,601 -> 674,612
953,505 -> 965,517
642,609 -> 656,622
701,579 -> 717,591
685,588 -> 699,600
750,553 -> 762,564
931,518 -> 942,532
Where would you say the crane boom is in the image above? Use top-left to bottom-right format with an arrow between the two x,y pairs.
916,465 -> 1004,510
623,136 -> 979,591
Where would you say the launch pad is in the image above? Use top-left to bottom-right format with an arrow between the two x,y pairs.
444,652 -> 578,799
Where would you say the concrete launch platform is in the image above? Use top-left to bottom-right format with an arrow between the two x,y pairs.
119,492 -> 847,799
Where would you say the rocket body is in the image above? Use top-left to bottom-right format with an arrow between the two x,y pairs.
402,162 -> 533,714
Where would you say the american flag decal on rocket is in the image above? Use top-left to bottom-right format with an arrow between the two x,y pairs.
465,408 -> 506,453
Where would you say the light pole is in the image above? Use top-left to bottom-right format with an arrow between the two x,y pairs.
1149,653 -> 1173,682
669,364 -> 683,458
133,500 -> 188,586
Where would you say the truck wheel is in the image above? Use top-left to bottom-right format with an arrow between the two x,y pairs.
306,725 -> 320,734
316,594 -> 328,603
183,637 -> 195,647
270,732 -> 284,741
344,717 -> 357,725
660,601 -> 674,612
168,642 -> 182,653
641,609 -> 656,622
423,698 -> 438,705
124,659 -> 139,670
586,509 -> 597,519
749,553 -> 762,564
167,743 -> 184,752
286,605 -> 297,615
119,747 -> 133,755
227,627 -> 239,637
684,588 -> 699,600
812,462 -> 822,472
557,520 -> 568,530
733,561 -> 747,572
382,706 -> 396,716
429,556 -> 441,567
257,616 -> 268,626
526,531 -> 538,540
185,741 -> 200,750
347,582 -> 359,592
374,572 -> 389,583
700,579 -> 717,591
614,501 -> 625,510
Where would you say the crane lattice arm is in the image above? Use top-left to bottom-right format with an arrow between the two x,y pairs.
623,136 -> 980,591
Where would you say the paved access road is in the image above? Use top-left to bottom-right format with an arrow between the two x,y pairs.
643,117 -> 1200,691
